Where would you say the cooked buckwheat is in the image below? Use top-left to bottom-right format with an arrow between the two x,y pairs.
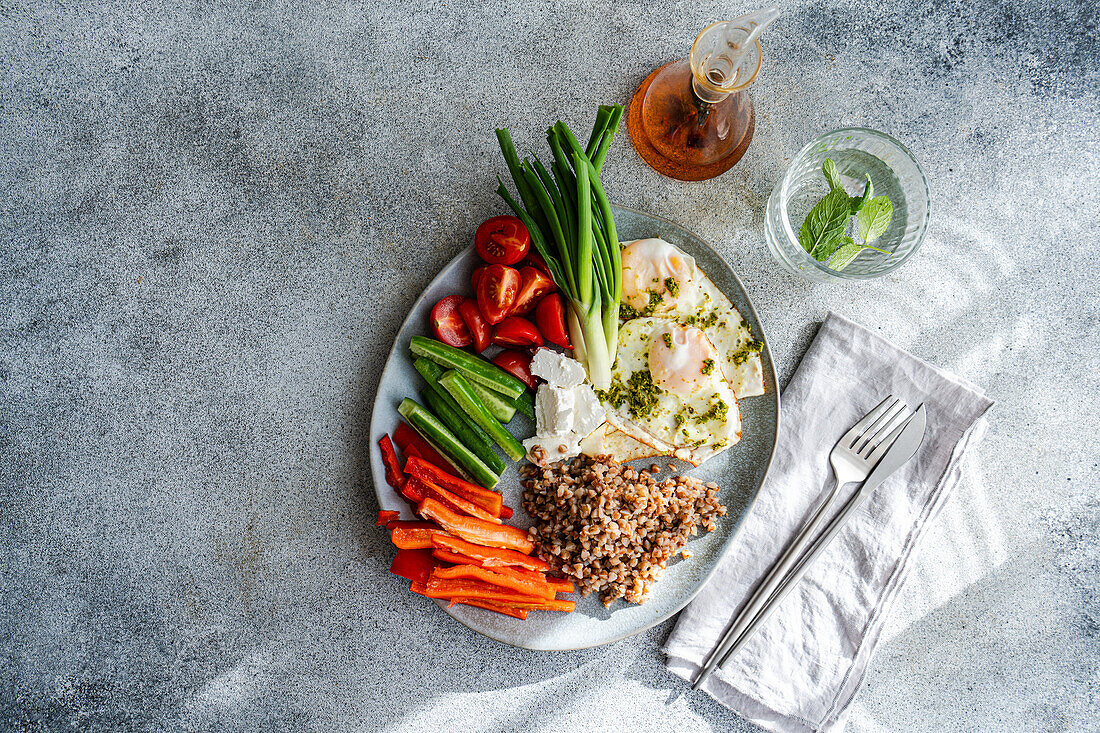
520,454 -> 726,606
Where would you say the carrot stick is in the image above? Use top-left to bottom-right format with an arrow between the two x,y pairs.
431,534 -> 549,572
433,564 -> 556,601
417,498 -> 534,554
405,455 -> 504,515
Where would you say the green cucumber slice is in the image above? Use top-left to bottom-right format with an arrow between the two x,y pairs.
438,371 -> 525,461
397,398 -> 500,488
467,379 -> 517,424
410,335 -> 526,399
420,385 -> 507,475
414,358 -> 503,468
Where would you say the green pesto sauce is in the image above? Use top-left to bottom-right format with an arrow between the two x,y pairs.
696,398 -> 728,423
701,358 -> 715,375
597,369 -> 662,419
682,310 -> 720,329
661,332 -> 673,348
620,290 -> 663,320
731,339 -> 764,365
664,276 -> 680,297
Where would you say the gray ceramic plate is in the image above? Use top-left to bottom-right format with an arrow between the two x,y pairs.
369,205 -> 779,650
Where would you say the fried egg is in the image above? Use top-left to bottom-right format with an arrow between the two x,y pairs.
597,318 -> 742,466
620,238 -> 765,398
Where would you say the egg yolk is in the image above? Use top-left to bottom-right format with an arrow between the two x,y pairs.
621,238 -> 696,311
648,324 -> 719,397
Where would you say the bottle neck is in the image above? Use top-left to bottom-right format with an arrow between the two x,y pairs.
692,75 -> 730,105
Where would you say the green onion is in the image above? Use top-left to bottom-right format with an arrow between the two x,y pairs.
494,106 -> 624,387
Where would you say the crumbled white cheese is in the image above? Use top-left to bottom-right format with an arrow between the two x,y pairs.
531,349 -> 586,388
535,385 -> 575,436
571,384 -> 605,438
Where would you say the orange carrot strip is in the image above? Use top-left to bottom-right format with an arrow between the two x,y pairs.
433,564 -> 556,601
431,534 -> 548,572
417,498 -> 534,554
405,455 -> 503,515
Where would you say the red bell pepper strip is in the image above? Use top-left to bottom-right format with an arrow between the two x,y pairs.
423,576 -> 550,605
376,510 -> 400,527
391,525 -> 453,550
417,476 -> 501,524
432,563 -> 556,601
431,534 -> 549,572
418,498 -> 534,554
500,505 -> 513,519
484,597 -> 575,612
389,548 -> 439,585
432,548 -> 476,566
378,435 -> 406,490
393,421 -> 451,472
405,455 -> 503,516
545,576 -> 575,594
447,598 -> 528,620
409,580 -> 429,596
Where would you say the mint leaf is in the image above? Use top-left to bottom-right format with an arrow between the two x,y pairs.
850,175 -> 873,215
798,188 -> 852,260
822,158 -> 843,191
829,238 -> 864,270
858,195 -> 893,242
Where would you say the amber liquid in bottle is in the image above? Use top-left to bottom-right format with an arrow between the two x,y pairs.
628,60 -> 754,181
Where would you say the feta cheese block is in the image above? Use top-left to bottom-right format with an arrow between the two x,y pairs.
531,348 -> 586,388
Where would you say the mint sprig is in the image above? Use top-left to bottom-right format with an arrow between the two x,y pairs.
797,159 -> 894,272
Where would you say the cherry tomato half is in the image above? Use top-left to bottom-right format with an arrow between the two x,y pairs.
457,298 -> 491,353
476,264 -> 520,325
491,316 -> 543,349
471,265 -> 487,294
535,293 -> 571,349
475,216 -> 530,265
510,266 -> 556,316
492,350 -> 537,389
430,295 -> 472,348
521,250 -> 553,279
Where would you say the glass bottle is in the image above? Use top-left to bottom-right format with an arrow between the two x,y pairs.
627,7 -> 779,181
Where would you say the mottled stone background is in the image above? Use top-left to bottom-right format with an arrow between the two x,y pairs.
2,0 -> 1097,731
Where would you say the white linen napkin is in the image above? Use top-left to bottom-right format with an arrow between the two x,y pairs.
664,312 -> 993,732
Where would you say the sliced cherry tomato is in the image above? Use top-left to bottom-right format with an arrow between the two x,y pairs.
491,317 -> 543,348
510,266 -> 555,316
476,264 -> 520,325
492,350 -> 536,389
471,265 -> 487,294
535,293 -> 572,349
457,298 -> 491,353
521,250 -> 553,279
475,216 -> 530,265
430,295 -> 472,347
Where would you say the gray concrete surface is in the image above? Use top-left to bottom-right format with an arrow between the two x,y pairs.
2,0 -> 1097,730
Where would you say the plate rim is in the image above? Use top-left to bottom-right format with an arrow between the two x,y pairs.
368,203 -> 781,651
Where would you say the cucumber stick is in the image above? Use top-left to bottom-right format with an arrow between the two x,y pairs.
513,389 -> 535,420
397,398 -> 500,488
413,358 -> 503,470
467,379 -> 516,423
439,371 -> 525,461
420,385 -> 506,475
410,335 -> 526,399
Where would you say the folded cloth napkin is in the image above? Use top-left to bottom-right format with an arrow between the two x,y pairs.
664,312 -> 993,732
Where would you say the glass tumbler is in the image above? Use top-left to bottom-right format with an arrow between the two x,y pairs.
764,128 -> 930,283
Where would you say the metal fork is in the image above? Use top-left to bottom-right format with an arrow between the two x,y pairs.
691,395 -> 914,690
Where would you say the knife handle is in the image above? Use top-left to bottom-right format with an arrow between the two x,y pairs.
715,487 -> 874,672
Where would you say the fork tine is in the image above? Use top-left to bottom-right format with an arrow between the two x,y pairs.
840,396 -> 896,448
853,399 -> 906,452
863,409 -> 917,466
859,406 -> 912,458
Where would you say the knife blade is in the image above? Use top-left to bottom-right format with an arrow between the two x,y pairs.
855,402 -> 927,500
